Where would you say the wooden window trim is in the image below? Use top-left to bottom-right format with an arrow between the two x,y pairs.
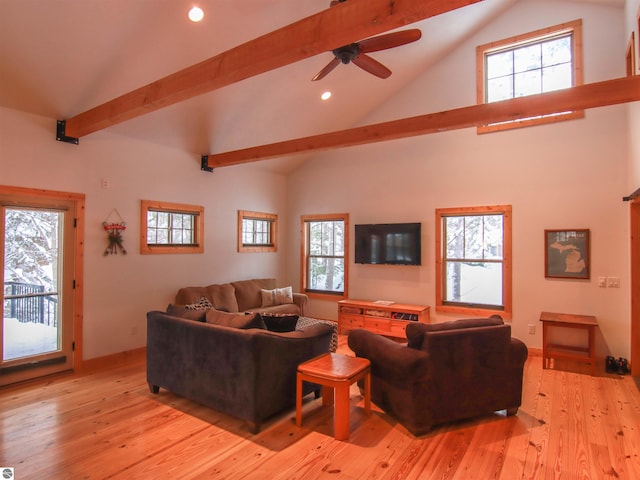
435,205 -> 512,319
627,31 -> 636,77
140,200 -> 204,254
476,19 -> 584,134
300,213 -> 349,301
237,210 -> 277,253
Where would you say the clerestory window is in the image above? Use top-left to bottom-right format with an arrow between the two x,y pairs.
476,19 -> 583,133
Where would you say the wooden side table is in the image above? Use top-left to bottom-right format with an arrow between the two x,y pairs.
296,353 -> 371,441
539,311 -> 598,376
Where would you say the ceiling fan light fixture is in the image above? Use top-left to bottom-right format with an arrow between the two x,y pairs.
188,5 -> 204,23
313,29 -> 422,81
332,44 -> 360,64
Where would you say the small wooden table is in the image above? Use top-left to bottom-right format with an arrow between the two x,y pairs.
540,311 -> 598,376
296,353 -> 371,441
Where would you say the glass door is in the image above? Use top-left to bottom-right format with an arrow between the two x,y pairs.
1,205 -> 74,384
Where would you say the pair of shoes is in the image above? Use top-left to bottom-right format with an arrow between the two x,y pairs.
617,357 -> 629,375
606,355 -> 617,373
606,356 -> 630,375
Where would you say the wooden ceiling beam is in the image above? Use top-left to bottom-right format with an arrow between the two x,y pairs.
60,0 -> 483,139
203,75 -> 640,168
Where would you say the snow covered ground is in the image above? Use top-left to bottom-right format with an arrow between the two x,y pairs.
3,317 -> 58,360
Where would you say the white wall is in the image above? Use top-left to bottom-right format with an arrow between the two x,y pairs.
1,107 -> 288,360
627,0 -> 640,191
287,0 -> 631,358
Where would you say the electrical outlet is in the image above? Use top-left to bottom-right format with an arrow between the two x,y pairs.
607,277 -> 620,288
131,326 -> 138,336
528,324 -> 535,335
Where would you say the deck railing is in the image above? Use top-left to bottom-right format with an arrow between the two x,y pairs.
3,281 -> 58,327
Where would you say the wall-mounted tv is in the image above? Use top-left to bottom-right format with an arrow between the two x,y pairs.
355,223 -> 421,265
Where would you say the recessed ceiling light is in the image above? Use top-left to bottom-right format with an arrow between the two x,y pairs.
188,6 -> 204,22
321,91 -> 332,101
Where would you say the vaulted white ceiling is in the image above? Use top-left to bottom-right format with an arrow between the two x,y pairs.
0,0 -> 625,172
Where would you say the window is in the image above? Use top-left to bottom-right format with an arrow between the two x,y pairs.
238,210 -> 277,252
435,205 -> 512,318
140,200 -> 204,254
476,19 -> 583,133
301,214 -> 349,299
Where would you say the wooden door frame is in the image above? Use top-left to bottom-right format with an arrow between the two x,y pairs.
631,198 -> 640,378
0,185 -> 85,377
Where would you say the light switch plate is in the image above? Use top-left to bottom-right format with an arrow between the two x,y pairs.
607,277 -> 620,288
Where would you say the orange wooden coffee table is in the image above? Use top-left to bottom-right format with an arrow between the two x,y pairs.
296,353 -> 371,441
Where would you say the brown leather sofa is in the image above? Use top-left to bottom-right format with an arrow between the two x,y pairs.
175,278 -> 307,315
348,316 -> 528,435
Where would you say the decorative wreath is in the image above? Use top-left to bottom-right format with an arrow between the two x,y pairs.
103,209 -> 127,255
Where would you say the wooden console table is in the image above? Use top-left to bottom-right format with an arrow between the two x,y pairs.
337,299 -> 430,339
539,311 -> 598,376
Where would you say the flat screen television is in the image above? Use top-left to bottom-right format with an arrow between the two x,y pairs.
354,223 -> 421,265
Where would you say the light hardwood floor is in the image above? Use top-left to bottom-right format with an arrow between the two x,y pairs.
1,336 -> 640,480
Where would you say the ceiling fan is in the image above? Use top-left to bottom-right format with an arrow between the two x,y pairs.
312,1 -> 422,81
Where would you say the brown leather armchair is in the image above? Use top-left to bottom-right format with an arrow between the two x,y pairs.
348,316 -> 528,435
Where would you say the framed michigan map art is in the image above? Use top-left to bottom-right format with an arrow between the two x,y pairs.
544,229 -> 590,279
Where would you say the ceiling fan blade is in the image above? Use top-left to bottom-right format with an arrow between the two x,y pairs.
311,57 -> 341,81
358,29 -> 422,54
352,54 -> 392,79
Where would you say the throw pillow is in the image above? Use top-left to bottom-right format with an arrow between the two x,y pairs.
166,304 -> 206,322
260,286 -> 293,307
205,309 -> 266,330
259,313 -> 299,332
207,283 -> 239,312
185,296 -> 214,310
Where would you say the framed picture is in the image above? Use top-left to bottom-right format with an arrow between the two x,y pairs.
544,229 -> 590,279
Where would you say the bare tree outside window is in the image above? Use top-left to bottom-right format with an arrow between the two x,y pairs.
444,214 -> 504,307
238,211 -> 277,253
301,214 -> 349,298
140,200 -> 204,254
436,206 -> 512,318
